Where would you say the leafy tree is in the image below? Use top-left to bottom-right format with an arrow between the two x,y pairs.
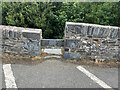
2,2 -> 119,39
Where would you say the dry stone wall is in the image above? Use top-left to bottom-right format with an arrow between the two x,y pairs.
0,25 -> 42,56
64,22 -> 120,61
41,39 -> 64,49
0,22 -> 120,61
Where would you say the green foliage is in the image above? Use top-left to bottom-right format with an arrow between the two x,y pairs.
2,2 -> 119,39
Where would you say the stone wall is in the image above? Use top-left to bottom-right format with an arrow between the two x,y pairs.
41,39 -> 64,49
0,25 -> 42,56
64,22 -> 120,61
1,23 -> 120,61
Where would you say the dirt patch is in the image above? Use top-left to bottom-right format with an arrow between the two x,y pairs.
1,54 -> 44,65
1,53 -> 62,65
1,53 -> 120,67
63,59 -> 120,68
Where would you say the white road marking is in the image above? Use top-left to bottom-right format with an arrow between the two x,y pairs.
3,64 -> 17,88
77,66 -> 113,89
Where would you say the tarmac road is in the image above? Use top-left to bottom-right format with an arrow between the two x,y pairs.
1,59 -> 119,89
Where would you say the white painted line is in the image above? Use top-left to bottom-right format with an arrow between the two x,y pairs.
77,66 -> 113,89
3,64 -> 17,88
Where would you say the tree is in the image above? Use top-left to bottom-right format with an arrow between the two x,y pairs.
2,2 -> 119,39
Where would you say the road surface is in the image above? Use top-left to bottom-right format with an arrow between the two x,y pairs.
1,59 -> 119,89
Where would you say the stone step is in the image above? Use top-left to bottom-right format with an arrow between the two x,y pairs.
42,49 -> 62,55
44,55 -> 62,59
